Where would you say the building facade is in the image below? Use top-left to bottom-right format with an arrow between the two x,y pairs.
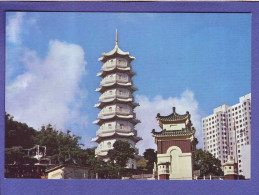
152,107 -> 196,180
202,93 -> 251,179
46,164 -> 89,179
92,30 -> 141,169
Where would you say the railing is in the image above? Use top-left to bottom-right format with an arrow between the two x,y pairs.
100,75 -> 131,86
96,128 -> 136,136
102,60 -> 129,71
98,109 -> 133,118
99,92 -> 132,102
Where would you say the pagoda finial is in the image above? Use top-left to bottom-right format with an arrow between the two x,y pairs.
115,29 -> 118,46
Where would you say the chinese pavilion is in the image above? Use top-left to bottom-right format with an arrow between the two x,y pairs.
92,30 -> 142,169
152,107 -> 195,180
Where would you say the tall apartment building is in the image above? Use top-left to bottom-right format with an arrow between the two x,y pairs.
202,93 -> 251,179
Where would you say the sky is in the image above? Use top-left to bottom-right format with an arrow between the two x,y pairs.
6,12 -> 251,154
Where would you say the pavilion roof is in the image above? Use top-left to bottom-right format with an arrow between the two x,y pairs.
156,107 -> 190,122
151,128 -> 195,138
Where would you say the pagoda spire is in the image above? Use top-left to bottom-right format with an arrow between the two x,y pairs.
115,29 -> 118,46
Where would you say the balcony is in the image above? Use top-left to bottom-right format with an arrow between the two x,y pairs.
98,109 -> 134,119
96,128 -> 137,136
99,91 -> 133,102
102,59 -> 130,72
100,75 -> 131,87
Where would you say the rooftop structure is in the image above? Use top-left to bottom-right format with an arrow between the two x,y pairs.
152,107 -> 195,180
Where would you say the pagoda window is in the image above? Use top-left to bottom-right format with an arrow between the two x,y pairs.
120,124 -> 124,129
108,124 -> 112,129
109,90 -> 112,95
109,107 -> 112,112
107,142 -> 111,148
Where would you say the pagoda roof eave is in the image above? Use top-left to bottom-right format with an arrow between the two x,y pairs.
152,129 -> 196,138
95,100 -> 139,109
92,133 -> 142,143
97,70 -> 136,78
93,117 -> 140,126
98,45 -> 135,63
96,85 -> 137,93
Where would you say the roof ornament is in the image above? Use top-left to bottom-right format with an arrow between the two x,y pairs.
173,107 -> 176,113
115,29 -> 118,46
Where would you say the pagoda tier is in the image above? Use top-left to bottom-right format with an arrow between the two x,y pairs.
92,30 -> 141,169
93,131 -> 142,143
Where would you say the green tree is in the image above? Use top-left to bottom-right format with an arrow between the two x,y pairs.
137,158 -> 148,171
193,149 -> 223,176
106,140 -> 136,178
34,124 -> 82,164
143,149 -> 157,173
107,140 -> 136,168
192,137 -> 223,176
5,113 -> 37,148
192,137 -> 199,151
5,148 -> 38,165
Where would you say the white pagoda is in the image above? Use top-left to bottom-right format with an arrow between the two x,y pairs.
92,30 -> 142,169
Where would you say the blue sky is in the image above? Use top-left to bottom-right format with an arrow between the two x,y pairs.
6,12 -> 251,154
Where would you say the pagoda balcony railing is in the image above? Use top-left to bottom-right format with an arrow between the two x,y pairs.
99,93 -> 133,102
102,60 -> 129,71
100,76 -> 131,86
98,110 -> 133,118
96,128 -> 137,136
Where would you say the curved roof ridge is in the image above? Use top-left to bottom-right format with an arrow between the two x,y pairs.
156,107 -> 190,122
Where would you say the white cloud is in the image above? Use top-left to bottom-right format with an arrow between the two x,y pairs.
6,40 -> 88,131
6,12 -> 25,44
135,90 -> 202,155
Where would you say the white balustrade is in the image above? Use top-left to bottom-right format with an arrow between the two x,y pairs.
100,74 -> 131,86
102,59 -> 129,71
97,127 -> 135,136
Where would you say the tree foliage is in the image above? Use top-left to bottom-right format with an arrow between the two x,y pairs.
192,137 -> 223,176
5,113 -> 96,167
137,158 -> 148,170
143,149 -> 157,173
193,149 -> 223,176
5,113 -> 144,179
5,113 -> 37,148
107,140 -> 135,168
33,124 -> 82,164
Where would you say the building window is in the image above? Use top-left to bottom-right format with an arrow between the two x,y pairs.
108,124 -> 112,129
107,142 -> 111,148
